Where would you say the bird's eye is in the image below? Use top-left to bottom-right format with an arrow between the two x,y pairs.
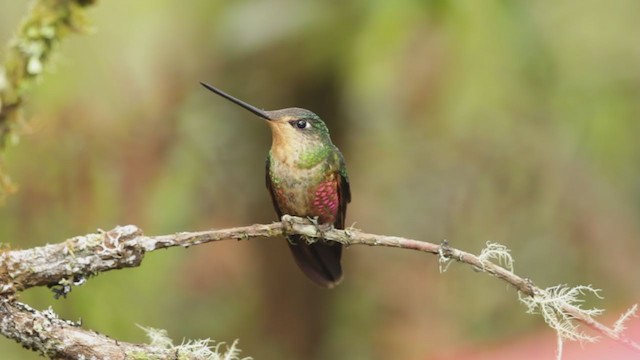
293,120 -> 308,129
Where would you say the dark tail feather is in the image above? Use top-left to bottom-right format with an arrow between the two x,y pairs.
287,235 -> 343,288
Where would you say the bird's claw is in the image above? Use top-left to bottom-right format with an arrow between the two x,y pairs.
306,216 -> 332,241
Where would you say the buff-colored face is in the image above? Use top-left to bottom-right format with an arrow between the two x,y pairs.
264,109 -> 334,169
265,109 -> 330,150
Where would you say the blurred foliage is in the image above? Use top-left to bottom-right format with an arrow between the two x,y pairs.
1,0 -> 640,359
0,0 -> 97,198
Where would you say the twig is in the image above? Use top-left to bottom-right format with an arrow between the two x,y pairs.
0,215 -> 638,359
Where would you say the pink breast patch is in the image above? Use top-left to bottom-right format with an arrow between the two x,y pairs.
312,180 -> 339,224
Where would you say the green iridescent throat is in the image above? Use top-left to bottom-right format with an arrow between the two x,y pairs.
296,145 -> 331,169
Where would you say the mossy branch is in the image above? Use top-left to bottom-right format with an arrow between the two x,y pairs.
0,299 -> 249,360
0,0 -> 98,197
0,215 -> 638,359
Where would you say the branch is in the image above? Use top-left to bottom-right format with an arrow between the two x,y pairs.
0,218 -> 526,296
1,299 -> 168,359
0,299 -> 248,360
0,0 -> 98,197
0,215 -> 638,359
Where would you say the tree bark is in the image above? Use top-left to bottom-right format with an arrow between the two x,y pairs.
0,216 -> 637,359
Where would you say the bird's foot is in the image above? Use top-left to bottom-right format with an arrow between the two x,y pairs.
306,216 -> 333,242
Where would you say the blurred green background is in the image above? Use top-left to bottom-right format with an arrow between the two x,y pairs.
1,0 -> 640,359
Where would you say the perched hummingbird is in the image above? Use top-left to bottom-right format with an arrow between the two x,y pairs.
201,82 -> 351,288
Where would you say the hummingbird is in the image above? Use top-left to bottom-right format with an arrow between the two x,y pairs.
201,82 -> 351,288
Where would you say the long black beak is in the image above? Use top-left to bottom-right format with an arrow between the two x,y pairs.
200,82 -> 272,121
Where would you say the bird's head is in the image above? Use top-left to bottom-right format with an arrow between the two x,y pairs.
200,82 -> 332,150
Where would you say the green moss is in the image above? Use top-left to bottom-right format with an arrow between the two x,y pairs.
0,0 -> 98,199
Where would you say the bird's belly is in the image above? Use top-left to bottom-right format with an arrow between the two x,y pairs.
270,168 -> 338,224
275,181 -> 314,217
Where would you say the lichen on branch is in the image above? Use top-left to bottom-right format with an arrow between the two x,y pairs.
0,216 -> 637,360
0,299 -> 249,360
0,0 -> 98,197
